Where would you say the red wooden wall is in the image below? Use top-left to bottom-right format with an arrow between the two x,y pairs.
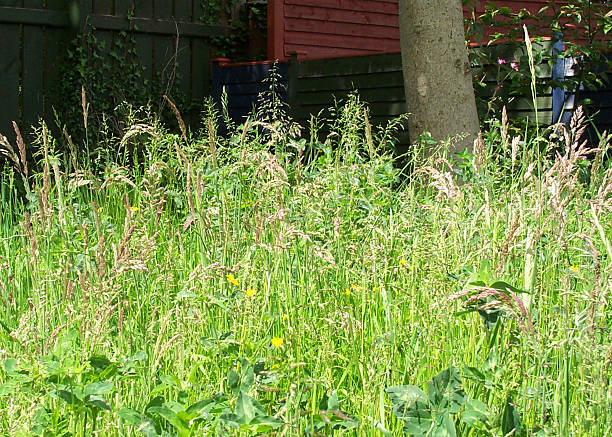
267,0 -> 561,61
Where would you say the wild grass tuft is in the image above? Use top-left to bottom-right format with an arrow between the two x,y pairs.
0,91 -> 610,436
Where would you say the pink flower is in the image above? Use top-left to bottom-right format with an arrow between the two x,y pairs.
497,58 -> 507,65
510,62 -> 519,71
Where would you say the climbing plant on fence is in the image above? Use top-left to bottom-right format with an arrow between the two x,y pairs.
464,0 -> 612,122
199,0 -> 267,61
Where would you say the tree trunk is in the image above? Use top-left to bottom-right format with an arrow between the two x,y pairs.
399,0 -> 480,154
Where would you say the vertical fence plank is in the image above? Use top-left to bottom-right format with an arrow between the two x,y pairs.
22,24 -> 45,132
0,24 -> 21,137
192,0 -> 203,22
154,35 -> 176,93
153,0 -> 172,18
152,0 -> 173,94
46,0 -> 68,11
134,34 -> 154,85
174,0 -> 191,20
44,26 -> 70,121
175,37 -> 191,105
93,0 -> 112,15
133,0 -> 153,18
79,0 -> 93,32
191,38 -> 209,106
23,0 -> 44,8
114,0 -> 131,16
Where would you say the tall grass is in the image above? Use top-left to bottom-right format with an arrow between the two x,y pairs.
0,91 -> 610,436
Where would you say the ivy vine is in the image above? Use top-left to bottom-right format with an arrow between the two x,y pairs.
199,0 -> 267,61
49,27 -> 188,154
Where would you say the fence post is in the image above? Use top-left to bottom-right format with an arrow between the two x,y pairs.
287,52 -> 298,117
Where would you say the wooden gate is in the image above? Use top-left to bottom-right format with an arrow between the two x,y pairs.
0,0 -> 226,138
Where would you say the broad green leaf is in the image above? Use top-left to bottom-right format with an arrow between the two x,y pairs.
118,407 -> 142,425
145,395 -> 164,412
85,394 -> 111,411
250,415 -> 282,429
430,412 -> 456,437
160,374 -> 181,388
89,355 -> 112,373
320,390 -> 339,411
428,367 -> 466,415
57,389 -> 84,406
460,399 -> 489,425
162,401 -> 185,414
386,385 -> 428,418
3,358 -> 18,374
185,398 -> 216,416
148,406 -> 189,435
228,369 -> 240,394
235,391 -> 264,424
239,363 -> 254,392
136,418 -> 159,437
0,382 -> 16,396
402,410 -> 434,436
84,381 -> 113,396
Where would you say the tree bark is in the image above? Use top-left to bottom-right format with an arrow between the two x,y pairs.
399,0 -> 480,154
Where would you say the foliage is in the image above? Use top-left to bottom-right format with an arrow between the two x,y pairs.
199,0 -> 267,60
50,28 -> 189,157
0,87 -> 611,436
464,0 -> 612,122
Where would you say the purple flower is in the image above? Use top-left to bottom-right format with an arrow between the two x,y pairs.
510,62 -> 519,71
497,58 -> 507,65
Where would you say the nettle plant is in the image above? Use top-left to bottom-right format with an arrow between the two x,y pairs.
387,367 -> 523,437
464,0 -> 612,121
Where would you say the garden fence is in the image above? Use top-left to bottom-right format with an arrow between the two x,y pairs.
0,0 -> 224,138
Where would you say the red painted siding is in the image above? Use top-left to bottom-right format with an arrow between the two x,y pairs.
268,0 -> 573,61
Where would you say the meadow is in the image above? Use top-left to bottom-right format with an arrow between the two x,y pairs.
0,91 -> 610,436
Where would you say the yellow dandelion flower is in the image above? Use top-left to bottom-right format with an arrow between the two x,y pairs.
226,273 -> 239,286
344,288 -> 351,296
373,286 -> 380,292
246,288 -> 257,298
271,363 -> 280,369
271,337 -> 284,348
570,265 -> 579,273
399,259 -> 407,267
131,206 -> 139,213
282,315 -> 288,321
351,284 -> 362,292
97,207 -> 103,213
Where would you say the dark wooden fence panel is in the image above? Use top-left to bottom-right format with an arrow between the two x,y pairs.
0,23 -> 21,137
212,60 -> 289,123
581,53 -> 612,138
212,46 -> 596,149
0,2 -> 226,139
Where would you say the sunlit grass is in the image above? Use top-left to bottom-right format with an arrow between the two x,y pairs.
0,96 -> 610,436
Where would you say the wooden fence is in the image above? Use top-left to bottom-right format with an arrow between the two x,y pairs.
213,43 -> 574,149
211,59 -> 289,124
0,0 -> 226,138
